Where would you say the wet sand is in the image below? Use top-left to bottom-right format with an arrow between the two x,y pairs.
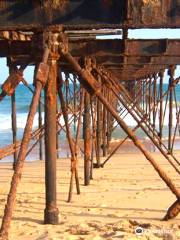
0,150 -> 180,239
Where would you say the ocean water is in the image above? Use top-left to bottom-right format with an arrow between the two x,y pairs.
0,83 -> 180,161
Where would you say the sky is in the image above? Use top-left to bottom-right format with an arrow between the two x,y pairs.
0,29 -> 180,84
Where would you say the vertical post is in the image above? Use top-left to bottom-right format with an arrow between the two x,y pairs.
83,91 -> 91,186
44,58 -> 59,224
136,80 -> 141,108
145,78 -> 148,116
102,87 -> 107,157
90,96 -> 95,180
159,71 -> 164,144
106,91 -> 112,154
65,73 -> 69,106
73,74 -> 77,137
9,64 -> 17,169
142,80 -> 145,111
168,66 -> 175,154
153,74 -> 157,151
38,93 -> 43,160
56,97 -> 59,159
148,76 -> 152,124
126,80 -> 136,100
106,111 -> 110,154
140,79 -> 143,110
96,97 -> 102,167
90,137 -> 94,180
153,75 -> 157,129
122,28 -> 128,39
94,72 -> 102,167
11,92 -> 17,169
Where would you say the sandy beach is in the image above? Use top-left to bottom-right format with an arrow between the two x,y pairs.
0,150 -> 180,240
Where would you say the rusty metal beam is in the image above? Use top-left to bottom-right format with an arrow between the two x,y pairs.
0,39 -> 180,58
0,0 -> 124,30
69,39 -> 180,57
100,56 -> 180,67
1,38 -> 179,82
83,91 -> 91,186
0,1 -> 179,30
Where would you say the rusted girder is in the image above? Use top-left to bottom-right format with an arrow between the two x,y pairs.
1,39 -> 180,58
0,36 -> 179,82
163,200 -> 180,221
0,1 -> 179,30
1,37 -> 179,81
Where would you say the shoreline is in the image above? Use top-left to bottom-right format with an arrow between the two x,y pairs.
1,136 -> 180,163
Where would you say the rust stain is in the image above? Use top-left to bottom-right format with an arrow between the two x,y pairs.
141,0 -> 163,24
36,63 -> 49,87
43,0 -> 69,21
143,0 -> 161,6
43,0 -> 69,12
51,0 -> 69,9
2,71 -> 23,96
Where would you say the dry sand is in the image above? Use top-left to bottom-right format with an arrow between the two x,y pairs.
0,150 -> 180,239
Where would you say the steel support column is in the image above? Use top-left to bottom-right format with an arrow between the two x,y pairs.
38,93 -> 43,160
11,89 -> 17,169
44,59 -> 59,224
159,71 -> 164,144
96,98 -> 102,167
102,87 -> 107,157
168,66 -> 175,153
56,97 -> 59,159
8,63 -> 18,169
83,91 -> 91,186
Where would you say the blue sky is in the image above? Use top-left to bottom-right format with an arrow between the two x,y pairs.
0,29 -> 180,84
